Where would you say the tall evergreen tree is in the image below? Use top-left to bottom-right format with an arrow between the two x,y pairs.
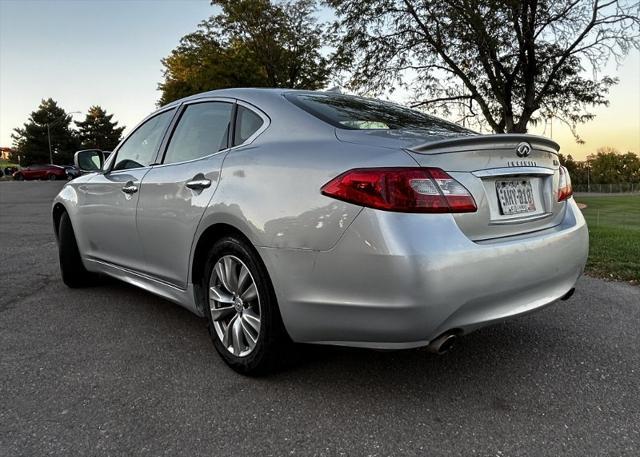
75,106 -> 125,150
11,98 -> 80,165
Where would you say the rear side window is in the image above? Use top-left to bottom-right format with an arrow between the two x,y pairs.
285,93 -> 474,134
113,109 -> 175,170
164,102 -> 233,164
233,105 -> 264,146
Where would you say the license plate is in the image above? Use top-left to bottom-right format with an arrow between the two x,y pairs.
496,179 -> 536,215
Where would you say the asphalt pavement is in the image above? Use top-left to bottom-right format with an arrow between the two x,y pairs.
1,181 -> 639,456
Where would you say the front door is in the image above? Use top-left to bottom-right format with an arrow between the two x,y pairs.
74,108 -> 176,271
136,100 -> 234,288
24,165 -> 40,179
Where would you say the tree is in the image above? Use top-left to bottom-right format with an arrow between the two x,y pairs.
329,0 -> 640,139
11,98 -> 80,166
619,151 -> 640,183
158,0 -> 331,105
588,147 -> 640,184
158,27 -> 266,105
559,153 -> 589,184
75,106 -> 125,150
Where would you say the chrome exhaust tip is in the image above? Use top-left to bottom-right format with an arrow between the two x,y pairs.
427,332 -> 457,355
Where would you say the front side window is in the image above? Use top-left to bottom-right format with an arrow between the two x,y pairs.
112,109 -> 175,171
163,102 -> 233,164
233,105 -> 264,146
285,93 -> 474,135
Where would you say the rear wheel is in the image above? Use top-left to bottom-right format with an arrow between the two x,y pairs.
201,236 -> 291,375
48,174 -> 57,181
58,211 -> 98,288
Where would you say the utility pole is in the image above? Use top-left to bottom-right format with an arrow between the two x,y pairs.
47,123 -> 52,164
47,111 -> 80,164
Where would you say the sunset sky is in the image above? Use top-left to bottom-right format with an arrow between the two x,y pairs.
1,0 -> 638,161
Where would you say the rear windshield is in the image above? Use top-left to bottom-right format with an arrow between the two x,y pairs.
285,93 -> 474,134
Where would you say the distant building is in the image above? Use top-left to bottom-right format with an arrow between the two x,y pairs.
0,147 -> 13,161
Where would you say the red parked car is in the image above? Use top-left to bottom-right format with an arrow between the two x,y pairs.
13,164 -> 67,181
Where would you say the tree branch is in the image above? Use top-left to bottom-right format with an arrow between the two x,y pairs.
401,0 -> 502,132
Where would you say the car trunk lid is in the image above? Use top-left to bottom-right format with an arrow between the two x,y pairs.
336,130 -> 565,241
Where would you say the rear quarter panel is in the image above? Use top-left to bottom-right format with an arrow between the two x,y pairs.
201,138 -> 420,251
197,94 -> 419,251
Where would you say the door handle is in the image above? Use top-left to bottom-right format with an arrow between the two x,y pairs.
185,178 -> 211,190
121,183 -> 139,194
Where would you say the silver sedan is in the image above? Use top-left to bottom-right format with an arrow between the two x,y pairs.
53,89 -> 588,374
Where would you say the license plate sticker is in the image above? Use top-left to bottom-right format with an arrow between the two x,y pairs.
496,179 -> 536,215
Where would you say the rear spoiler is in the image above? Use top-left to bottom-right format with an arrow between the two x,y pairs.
410,134 -> 560,154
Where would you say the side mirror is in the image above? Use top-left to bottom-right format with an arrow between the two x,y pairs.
74,150 -> 104,172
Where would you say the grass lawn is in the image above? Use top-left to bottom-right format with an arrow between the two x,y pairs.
574,195 -> 640,283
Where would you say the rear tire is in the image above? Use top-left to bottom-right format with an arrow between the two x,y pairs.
201,236 -> 292,375
58,211 -> 97,288
48,174 -> 57,181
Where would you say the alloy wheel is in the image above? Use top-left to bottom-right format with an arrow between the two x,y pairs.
209,255 -> 261,357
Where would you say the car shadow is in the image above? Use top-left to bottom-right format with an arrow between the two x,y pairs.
95,279 -> 579,399
44,276 -> 610,437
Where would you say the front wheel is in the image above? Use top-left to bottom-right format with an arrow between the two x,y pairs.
48,174 -> 57,181
14,173 -> 24,181
202,236 -> 292,375
58,212 -> 98,288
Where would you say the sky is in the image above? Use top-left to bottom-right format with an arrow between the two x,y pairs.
1,0 -> 638,160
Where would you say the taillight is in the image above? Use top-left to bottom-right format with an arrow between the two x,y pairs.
321,167 -> 477,213
558,166 -> 573,201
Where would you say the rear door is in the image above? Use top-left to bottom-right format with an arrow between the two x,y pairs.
74,108 -> 176,271
136,99 -> 237,288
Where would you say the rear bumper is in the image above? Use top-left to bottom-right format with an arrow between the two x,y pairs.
259,198 -> 588,349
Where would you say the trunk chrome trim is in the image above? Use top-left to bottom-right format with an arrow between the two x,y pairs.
473,167 -> 555,178
488,212 -> 554,225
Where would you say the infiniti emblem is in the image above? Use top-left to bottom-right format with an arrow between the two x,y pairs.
515,142 -> 532,157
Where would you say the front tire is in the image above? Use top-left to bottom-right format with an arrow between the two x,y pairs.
58,211 -> 97,288
14,173 -> 23,181
201,236 -> 291,375
48,174 -> 57,181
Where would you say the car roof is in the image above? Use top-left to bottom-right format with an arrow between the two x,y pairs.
164,87 -> 328,108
